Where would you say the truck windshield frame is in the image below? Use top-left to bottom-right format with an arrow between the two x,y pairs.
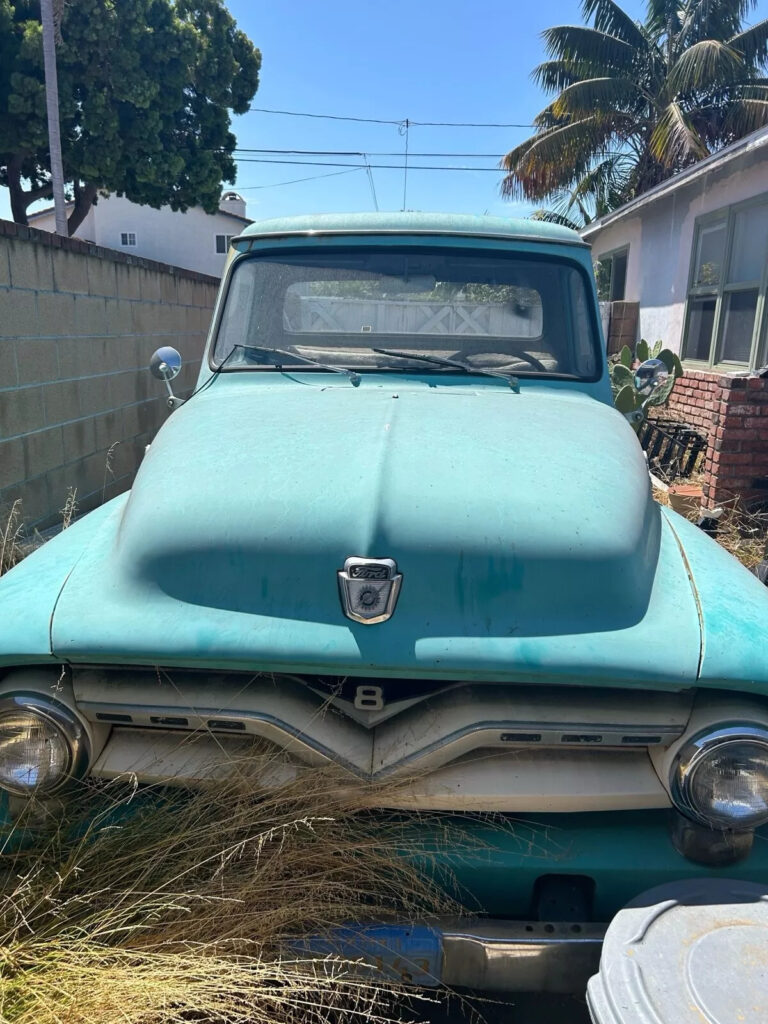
210,246 -> 603,382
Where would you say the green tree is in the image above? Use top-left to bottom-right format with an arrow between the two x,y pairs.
0,0 -> 260,234
501,0 -> 768,217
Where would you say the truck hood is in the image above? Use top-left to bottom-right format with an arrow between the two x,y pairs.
51,377 -> 702,685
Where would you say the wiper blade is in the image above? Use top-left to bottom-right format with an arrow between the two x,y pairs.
372,348 -> 519,391
238,346 -> 361,386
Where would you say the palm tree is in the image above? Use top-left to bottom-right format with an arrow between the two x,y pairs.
502,0 -> 768,216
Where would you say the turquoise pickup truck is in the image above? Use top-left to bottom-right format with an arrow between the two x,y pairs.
1,213 -> 767,1019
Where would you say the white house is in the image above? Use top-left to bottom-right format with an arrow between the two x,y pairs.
28,191 -> 251,278
582,126 -> 768,372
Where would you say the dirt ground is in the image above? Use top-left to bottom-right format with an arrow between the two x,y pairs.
405,991 -> 592,1023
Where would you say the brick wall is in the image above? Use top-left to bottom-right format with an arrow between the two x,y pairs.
663,369 -> 768,505
0,219 -> 218,529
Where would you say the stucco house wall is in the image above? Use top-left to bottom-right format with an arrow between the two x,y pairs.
583,130 -> 768,358
28,193 -> 250,278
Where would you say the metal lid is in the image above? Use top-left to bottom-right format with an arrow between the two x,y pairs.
587,879 -> 768,1024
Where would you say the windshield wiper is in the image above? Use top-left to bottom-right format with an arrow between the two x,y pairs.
372,348 -> 519,391
238,346 -> 361,386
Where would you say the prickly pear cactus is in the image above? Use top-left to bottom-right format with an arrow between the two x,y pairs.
609,339 -> 683,429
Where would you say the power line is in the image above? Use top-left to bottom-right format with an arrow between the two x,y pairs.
237,167 -> 364,190
235,148 -> 507,158
236,157 -> 505,172
248,106 -> 534,128
248,106 -> 401,125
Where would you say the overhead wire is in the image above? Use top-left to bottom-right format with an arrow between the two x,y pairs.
247,106 -> 535,128
236,167 -> 364,190
236,157 -> 505,172
235,148 -> 507,157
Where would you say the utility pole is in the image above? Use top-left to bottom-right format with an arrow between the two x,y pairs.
399,119 -> 410,211
41,0 -> 68,236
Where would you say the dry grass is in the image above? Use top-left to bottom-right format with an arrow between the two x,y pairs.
60,487 -> 78,531
0,500 -> 25,577
707,503 -> 767,569
654,482 -> 768,569
0,760 -> 472,1024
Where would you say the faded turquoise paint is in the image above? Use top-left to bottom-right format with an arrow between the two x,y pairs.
415,810 -> 768,919
662,508 -> 768,688
236,211 -> 587,246
0,497 -> 128,666
39,375 -> 704,686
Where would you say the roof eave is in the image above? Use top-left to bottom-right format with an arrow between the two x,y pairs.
581,125 -> 768,240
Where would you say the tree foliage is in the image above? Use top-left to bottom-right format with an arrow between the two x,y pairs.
0,0 -> 260,233
501,0 -> 768,220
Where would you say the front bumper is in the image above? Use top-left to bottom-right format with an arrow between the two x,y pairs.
298,918 -> 605,993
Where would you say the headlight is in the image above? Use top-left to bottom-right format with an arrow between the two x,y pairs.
671,723 -> 768,830
0,694 -> 89,796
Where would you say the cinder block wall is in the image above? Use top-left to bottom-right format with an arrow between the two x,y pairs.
663,369 -> 768,505
0,219 -> 218,529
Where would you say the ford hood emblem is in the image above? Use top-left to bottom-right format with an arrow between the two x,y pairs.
337,557 -> 403,625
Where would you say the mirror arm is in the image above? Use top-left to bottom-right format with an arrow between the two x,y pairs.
162,376 -> 185,409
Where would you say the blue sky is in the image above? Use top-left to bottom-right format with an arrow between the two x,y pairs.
2,0 -> 767,224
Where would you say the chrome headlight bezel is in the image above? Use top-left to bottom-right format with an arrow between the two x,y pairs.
670,722 -> 768,831
0,692 -> 90,796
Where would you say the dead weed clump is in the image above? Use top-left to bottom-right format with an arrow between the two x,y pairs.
0,500 -> 25,577
0,762 -> 465,1024
711,505 -> 768,570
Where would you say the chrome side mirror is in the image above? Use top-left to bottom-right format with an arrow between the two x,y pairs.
149,347 -> 184,409
634,357 -> 669,395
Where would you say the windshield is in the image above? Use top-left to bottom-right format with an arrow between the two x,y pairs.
212,247 -> 601,379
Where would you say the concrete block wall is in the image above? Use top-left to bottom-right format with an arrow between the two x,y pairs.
0,219 -> 218,529
663,369 -> 768,505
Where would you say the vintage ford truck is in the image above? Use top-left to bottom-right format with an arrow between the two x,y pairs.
1,213 -> 767,1019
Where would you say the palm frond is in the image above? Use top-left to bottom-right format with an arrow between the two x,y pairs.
572,153 -> 635,212
533,59 -> 591,93
542,25 -> 637,71
678,0 -> 758,51
650,100 -> 710,165
730,18 -> 768,67
501,115 -> 625,199
667,38 -> 744,94
551,76 -> 644,116
721,96 -> 768,137
581,0 -> 649,48
530,209 -> 588,230
645,0 -> 684,38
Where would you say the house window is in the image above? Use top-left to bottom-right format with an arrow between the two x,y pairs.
594,247 -> 628,301
215,234 -> 234,254
683,195 -> 768,369
120,232 -> 137,247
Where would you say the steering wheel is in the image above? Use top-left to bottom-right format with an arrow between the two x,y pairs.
508,350 -> 549,372
462,350 -> 550,373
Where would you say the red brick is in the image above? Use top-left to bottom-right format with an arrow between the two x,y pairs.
725,404 -> 760,417
723,428 -> 762,441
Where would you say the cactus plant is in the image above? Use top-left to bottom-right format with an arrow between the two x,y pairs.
609,339 -> 683,428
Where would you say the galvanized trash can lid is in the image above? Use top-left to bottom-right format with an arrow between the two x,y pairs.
587,879 -> 768,1024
